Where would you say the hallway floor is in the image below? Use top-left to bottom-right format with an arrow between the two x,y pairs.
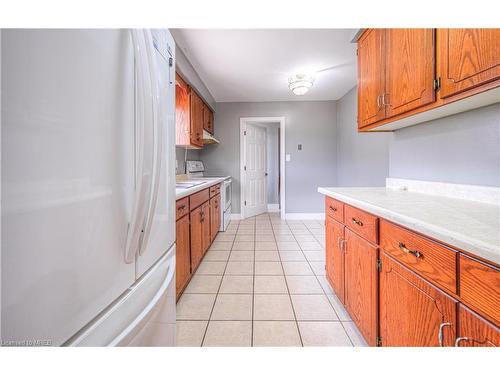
176,212 -> 367,346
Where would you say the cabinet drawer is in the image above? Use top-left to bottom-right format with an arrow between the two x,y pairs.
176,197 -> 189,220
210,183 -> 221,197
380,220 -> 457,294
460,255 -> 500,325
344,204 -> 378,244
325,196 -> 344,223
189,188 -> 209,210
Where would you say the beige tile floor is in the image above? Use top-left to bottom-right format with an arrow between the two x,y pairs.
176,212 -> 368,347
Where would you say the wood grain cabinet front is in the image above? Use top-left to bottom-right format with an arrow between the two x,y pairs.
344,228 -> 378,346
438,29 -> 500,99
379,252 -> 457,347
325,196 -> 344,223
189,204 -> 204,271
459,255 -> 500,325
175,214 -> 191,300
344,204 -> 378,244
210,194 -> 221,242
189,90 -> 204,148
456,305 -> 500,347
326,215 -> 346,303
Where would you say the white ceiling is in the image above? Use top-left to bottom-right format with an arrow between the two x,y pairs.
171,29 -> 358,102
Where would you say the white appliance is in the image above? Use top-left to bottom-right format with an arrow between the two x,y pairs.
1,29 -> 176,346
186,160 -> 232,231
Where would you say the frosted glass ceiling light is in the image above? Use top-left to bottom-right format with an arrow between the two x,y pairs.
288,73 -> 315,96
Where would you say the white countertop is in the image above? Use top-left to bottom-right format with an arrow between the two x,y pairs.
318,187 -> 500,265
176,176 -> 230,200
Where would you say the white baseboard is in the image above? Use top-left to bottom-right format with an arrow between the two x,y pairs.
267,204 -> 280,212
230,213 -> 242,220
284,213 -> 325,220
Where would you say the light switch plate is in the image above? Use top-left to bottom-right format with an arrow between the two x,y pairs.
286,154 -> 291,162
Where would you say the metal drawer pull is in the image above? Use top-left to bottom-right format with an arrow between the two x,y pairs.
438,322 -> 452,347
455,337 -> 470,347
399,242 -> 421,258
352,218 -> 363,227
329,206 -> 337,212
178,204 -> 186,210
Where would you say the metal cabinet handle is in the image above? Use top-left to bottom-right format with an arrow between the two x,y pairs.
329,206 -> 337,212
382,93 -> 390,106
455,337 -> 470,347
178,204 -> 186,211
438,322 -> 452,347
399,242 -> 421,258
352,218 -> 363,227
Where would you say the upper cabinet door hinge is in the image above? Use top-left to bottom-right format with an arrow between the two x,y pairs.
433,77 -> 441,91
376,258 -> 382,272
376,337 -> 383,347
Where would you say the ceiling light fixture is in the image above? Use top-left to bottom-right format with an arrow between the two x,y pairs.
288,73 -> 315,96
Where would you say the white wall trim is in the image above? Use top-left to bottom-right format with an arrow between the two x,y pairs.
285,213 -> 325,220
240,116 -> 286,220
267,204 -> 280,212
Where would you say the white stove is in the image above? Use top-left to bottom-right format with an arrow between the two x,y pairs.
186,160 -> 232,232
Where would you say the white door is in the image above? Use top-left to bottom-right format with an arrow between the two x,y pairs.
1,30 -> 136,346
135,29 -> 176,277
243,124 -> 267,217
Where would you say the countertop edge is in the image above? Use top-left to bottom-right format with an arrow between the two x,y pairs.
176,177 -> 228,200
318,187 -> 500,266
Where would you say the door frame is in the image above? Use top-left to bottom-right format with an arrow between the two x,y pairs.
240,116 -> 286,220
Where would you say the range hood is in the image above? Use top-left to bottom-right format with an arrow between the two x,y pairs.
203,130 -> 220,145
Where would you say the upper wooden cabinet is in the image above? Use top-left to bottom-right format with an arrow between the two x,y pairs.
175,73 -> 191,146
189,90 -> 204,148
358,28 -> 436,129
175,73 -> 215,148
357,28 -> 500,131
385,29 -> 435,117
439,29 -> 500,98
203,103 -> 214,134
358,29 -> 386,127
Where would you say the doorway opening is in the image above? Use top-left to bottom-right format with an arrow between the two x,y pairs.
240,117 -> 286,220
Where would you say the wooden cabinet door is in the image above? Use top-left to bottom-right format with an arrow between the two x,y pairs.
456,305 -> 499,347
203,104 -> 214,134
385,29 -> 436,117
176,215 -> 191,299
210,194 -> 220,242
201,201 -> 211,255
344,228 -> 378,345
175,73 -> 190,146
189,91 -> 204,147
439,29 -> 500,98
325,215 -> 345,303
357,28 -> 386,128
190,205 -> 203,270
379,252 -> 457,347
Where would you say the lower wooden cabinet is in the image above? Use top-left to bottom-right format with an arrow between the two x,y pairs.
190,200 -> 211,270
326,215 -> 345,303
379,252 -> 457,346
344,228 -> 378,346
175,214 -> 191,299
456,305 -> 500,347
210,194 -> 221,242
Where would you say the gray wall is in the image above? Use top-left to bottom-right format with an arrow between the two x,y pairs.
336,87 -> 390,186
175,148 -> 200,175
175,47 -> 216,110
200,101 -> 338,213
389,103 -> 500,187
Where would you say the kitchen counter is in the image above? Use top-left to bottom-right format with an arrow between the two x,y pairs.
176,176 -> 230,199
318,186 -> 500,265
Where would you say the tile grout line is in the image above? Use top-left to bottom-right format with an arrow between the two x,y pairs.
199,219 -> 240,347
274,216 -> 304,347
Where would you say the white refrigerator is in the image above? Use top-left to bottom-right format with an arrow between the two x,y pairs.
1,29 -> 176,346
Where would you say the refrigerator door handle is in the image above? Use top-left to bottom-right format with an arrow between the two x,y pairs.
124,29 -> 153,264
139,29 -> 163,256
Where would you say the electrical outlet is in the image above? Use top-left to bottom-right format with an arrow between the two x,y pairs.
298,144 -> 302,150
